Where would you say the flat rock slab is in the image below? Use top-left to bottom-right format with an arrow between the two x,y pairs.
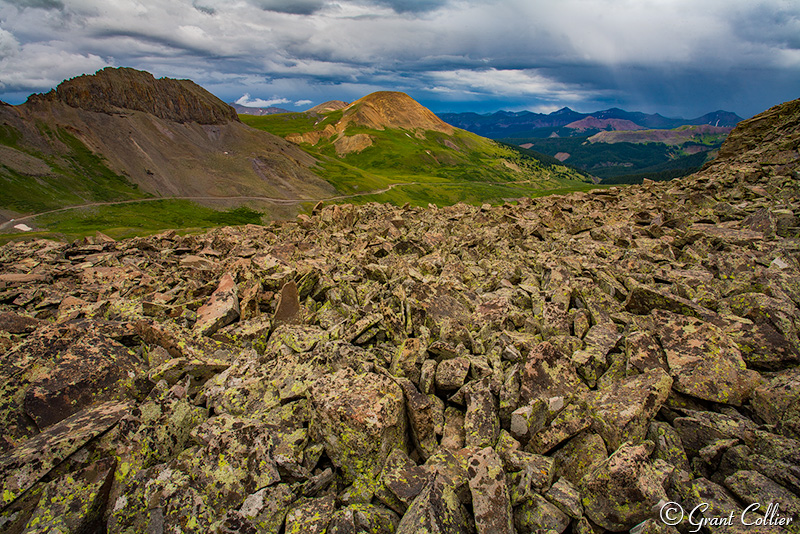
195,272 -> 240,337
586,368 -> 673,451
467,447 -> 515,534
0,400 -> 132,507
519,342 -> 587,405
653,310 -> 759,405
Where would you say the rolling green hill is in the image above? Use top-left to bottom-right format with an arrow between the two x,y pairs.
241,91 -> 593,207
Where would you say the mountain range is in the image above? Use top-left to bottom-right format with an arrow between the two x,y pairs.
438,107 -> 743,139
0,67 -> 588,237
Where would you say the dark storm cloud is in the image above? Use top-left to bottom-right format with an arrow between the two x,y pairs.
11,0 -> 64,9
249,0 -> 328,15
0,0 -> 797,117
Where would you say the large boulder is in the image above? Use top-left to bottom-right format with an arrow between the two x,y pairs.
308,368 -> 407,485
653,310 -> 759,405
580,441 -> 668,531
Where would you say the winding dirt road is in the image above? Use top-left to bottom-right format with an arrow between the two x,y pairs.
0,181 -> 419,232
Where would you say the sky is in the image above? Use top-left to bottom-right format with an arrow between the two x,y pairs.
0,0 -> 798,119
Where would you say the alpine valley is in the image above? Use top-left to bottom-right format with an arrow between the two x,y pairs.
0,68 -> 590,240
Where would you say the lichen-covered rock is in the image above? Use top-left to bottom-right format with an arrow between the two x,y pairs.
750,366 -> 800,432
308,368 -> 407,484
553,432 -> 608,486
435,357 -> 471,391
463,377 -> 501,449
0,400 -> 132,508
179,414 -> 281,509
395,476 -> 475,534
284,494 -> 336,534
21,458 -> 115,534
467,447 -> 515,534
194,272 -> 240,336
580,441 -> 668,531
586,368 -> 673,451
519,342 -> 587,404
514,493 -> 571,534
653,310 -> 760,405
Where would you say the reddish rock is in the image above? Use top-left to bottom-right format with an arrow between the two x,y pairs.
195,272 -> 240,337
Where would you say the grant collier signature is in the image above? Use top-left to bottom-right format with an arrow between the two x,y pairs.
660,501 -> 794,532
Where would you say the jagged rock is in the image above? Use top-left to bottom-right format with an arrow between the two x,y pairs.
33,66 -> 240,124
724,470 -> 800,522
308,368 -> 407,485
514,493 -> 572,534
586,368 -> 673,451
0,400 -> 132,507
528,403 -> 591,454
435,357 -> 471,391
394,377 -> 438,460
647,421 -> 690,472
653,310 -> 760,405
571,323 -> 621,386
220,483 -> 296,533
553,432 -> 608,486
0,311 -> 44,334
467,447 -> 515,534
441,406 -> 466,450
391,338 -> 428,386
673,410 -> 757,455
519,342 -> 587,404
750,366 -> 800,432
194,272 -> 240,336
580,441 -> 668,531
284,494 -> 336,534
378,447 -> 432,511
463,377 -> 500,448
395,476 -> 475,534
327,504 -> 401,533
624,330 -> 668,374
21,458 -> 115,534
545,477 -> 583,519
273,280 -> 302,328
22,330 -> 145,430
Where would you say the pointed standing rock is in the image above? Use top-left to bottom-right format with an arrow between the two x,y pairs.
273,280 -> 302,328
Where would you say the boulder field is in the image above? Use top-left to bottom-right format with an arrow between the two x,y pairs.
0,97 -> 799,533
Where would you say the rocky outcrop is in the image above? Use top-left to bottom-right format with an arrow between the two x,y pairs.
0,97 -> 798,533
28,67 -> 239,125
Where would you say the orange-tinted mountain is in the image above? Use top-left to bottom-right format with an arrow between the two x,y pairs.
339,92 -> 454,134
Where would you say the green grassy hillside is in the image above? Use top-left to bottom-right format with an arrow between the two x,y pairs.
241,104 -> 593,208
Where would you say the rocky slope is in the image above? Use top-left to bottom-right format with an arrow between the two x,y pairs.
0,98 -> 799,533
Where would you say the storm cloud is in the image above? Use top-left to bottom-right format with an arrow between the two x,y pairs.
0,0 -> 797,117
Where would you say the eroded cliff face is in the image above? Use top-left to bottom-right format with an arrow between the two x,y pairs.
0,98 -> 798,533
27,67 -> 240,125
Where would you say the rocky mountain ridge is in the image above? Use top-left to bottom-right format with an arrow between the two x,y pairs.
29,67 -> 240,125
0,97 -> 798,533
0,68 -> 336,217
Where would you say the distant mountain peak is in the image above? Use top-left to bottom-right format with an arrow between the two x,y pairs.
307,100 -> 349,114
28,67 -> 239,125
